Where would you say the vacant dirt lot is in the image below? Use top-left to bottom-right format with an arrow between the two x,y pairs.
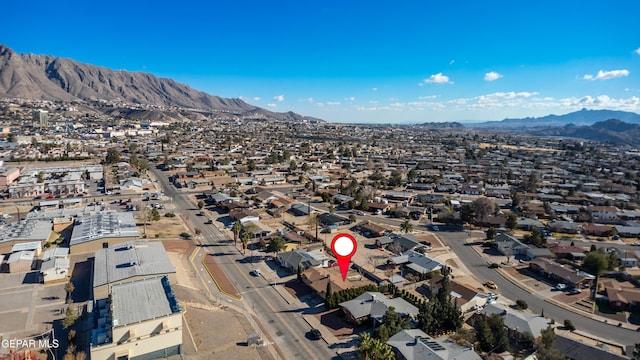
136,213 -> 189,239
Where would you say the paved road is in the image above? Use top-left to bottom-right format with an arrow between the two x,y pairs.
437,230 -> 640,347
151,167 -> 337,360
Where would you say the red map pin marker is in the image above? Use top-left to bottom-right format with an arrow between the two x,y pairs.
331,233 -> 357,281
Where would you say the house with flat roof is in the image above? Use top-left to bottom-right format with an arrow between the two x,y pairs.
387,329 -> 481,360
90,276 -> 182,360
93,241 -> 176,299
69,211 -> 139,254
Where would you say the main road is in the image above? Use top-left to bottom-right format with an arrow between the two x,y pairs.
437,230 -> 640,347
150,167 -> 337,360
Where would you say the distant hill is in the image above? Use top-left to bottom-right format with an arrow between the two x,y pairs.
531,119 -> 640,144
0,44 -> 321,122
417,122 -> 465,129
470,108 -> 640,128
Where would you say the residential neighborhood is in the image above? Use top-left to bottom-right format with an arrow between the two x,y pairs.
1,98 -> 640,360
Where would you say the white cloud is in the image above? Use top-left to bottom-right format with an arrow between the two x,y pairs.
484,71 -> 503,81
299,97 -> 314,103
369,100 -> 379,105
273,95 -> 285,102
267,103 -> 277,108
326,101 -> 341,106
583,69 -> 629,80
344,97 -> 356,101
635,47 -> 640,55
372,87 -> 378,91
449,60 -> 455,65
253,97 -> 262,101
423,73 -> 452,84
418,95 -> 438,100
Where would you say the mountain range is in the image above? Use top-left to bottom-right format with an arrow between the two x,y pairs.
530,119 -> 640,145
0,44 -> 320,122
469,108 -> 640,128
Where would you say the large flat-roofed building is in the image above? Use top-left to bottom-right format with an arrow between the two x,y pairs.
0,220 -> 53,254
70,211 -> 139,254
90,276 -> 182,360
0,166 -> 20,186
93,241 -> 176,300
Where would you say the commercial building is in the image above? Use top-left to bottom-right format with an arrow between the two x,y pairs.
69,211 -> 139,254
90,276 -> 182,360
93,241 -> 176,300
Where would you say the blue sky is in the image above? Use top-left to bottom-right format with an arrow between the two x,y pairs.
4,0 -> 640,123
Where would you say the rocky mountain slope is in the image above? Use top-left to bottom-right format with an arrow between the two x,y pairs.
0,44 -> 320,122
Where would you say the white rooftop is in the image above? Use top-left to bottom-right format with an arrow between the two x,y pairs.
70,211 -> 139,246
93,241 -> 175,288
111,276 -> 180,327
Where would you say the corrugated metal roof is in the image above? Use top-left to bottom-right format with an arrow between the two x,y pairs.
111,276 -> 179,327
93,241 -> 175,288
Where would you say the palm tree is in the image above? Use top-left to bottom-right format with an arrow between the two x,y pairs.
241,231 -> 250,255
358,333 -> 373,359
400,219 -> 413,234
232,221 -> 241,245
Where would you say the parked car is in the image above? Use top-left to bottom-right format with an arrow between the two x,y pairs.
250,269 -> 261,276
568,288 -> 582,295
554,283 -> 567,291
484,281 -> 498,290
205,219 -> 213,224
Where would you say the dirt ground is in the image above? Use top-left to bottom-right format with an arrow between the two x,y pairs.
203,253 -> 240,298
136,213 -> 190,239
163,240 -> 274,360
183,306 -> 274,360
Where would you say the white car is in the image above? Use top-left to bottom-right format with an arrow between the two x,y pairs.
554,283 -> 567,291
250,269 -> 261,276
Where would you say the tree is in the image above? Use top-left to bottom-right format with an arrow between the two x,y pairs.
232,221 -> 241,245
564,319 -> 576,331
349,214 -> 357,223
267,237 -> 286,255
105,148 -> 120,164
472,197 -> 495,225
7,132 -> 16,142
65,281 -> 75,301
150,208 -> 161,221
473,315 -> 494,352
506,213 -> 518,230
289,160 -> 298,172
37,171 -> 45,183
520,331 -> 535,350
516,299 -> 528,309
583,249 -> 608,300
400,219 -> 413,234
62,306 -> 78,329
540,326 -> 556,350
325,281 -> 333,302
460,204 -> 474,224
358,332 -> 395,360
247,159 -> 256,171
489,313 -> 509,353
486,227 -> 496,240
241,231 -> 250,254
